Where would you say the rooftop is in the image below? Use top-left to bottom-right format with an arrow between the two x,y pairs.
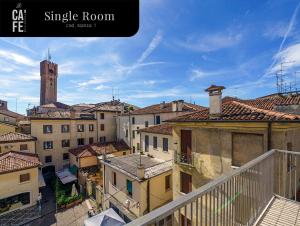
69,140 -> 130,157
122,101 -> 206,115
0,132 -> 37,144
139,124 -> 172,135
167,100 -> 300,122
0,109 -> 25,121
86,100 -> 139,113
102,154 -> 172,181
0,151 -> 40,174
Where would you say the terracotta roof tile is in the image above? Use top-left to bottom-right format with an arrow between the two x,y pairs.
0,132 -> 36,144
124,101 -> 206,115
167,101 -> 300,122
0,151 -> 40,174
139,124 -> 173,135
69,140 -> 130,157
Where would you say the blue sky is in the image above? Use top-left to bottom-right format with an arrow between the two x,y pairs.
1,0 -> 300,114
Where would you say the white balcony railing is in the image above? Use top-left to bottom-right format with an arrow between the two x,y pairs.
126,149 -> 300,226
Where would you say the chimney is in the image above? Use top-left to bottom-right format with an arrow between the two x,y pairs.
160,101 -> 166,109
70,108 -> 76,119
177,100 -> 184,111
205,85 -> 225,118
172,101 -> 177,112
0,100 -> 8,110
137,164 -> 145,179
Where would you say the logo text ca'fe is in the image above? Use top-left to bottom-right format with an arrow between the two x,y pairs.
12,3 -> 26,32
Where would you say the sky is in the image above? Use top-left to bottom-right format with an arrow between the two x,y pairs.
1,0 -> 300,114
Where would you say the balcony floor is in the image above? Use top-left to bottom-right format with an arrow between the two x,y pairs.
257,196 -> 300,226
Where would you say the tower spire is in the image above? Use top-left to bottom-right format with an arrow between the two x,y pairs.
47,48 -> 51,61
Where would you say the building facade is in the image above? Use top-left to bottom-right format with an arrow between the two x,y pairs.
102,154 -> 173,223
117,100 -> 205,153
30,114 -> 97,172
0,151 -> 41,216
0,132 -> 36,154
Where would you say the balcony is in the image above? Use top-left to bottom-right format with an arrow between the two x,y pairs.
175,151 -> 194,166
126,149 -> 300,226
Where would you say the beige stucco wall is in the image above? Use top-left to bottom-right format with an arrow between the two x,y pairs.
117,111 -> 191,151
103,164 -> 173,219
172,122 -> 300,201
31,119 -> 97,171
94,111 -> 118,142
0,140 -> 35,154
140,132 -> 173,161
0,113 -> 17,125
79,156 -> 98,168
0,123 -> 16,135
0,167 -> 39,215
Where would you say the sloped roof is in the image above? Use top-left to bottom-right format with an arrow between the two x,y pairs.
40,102 -> 71,109
0,132 -> 36,144
124,101 -> 206,115
0,110 -> 25,121
0,151 -> 40,174
86,100 -> 139,112
139,124 -> 173,135
69,140 -> 130,157
167,101 -> 300,122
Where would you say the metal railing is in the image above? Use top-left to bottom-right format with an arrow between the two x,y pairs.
175,151 -> 194,166
126,149 -> 300,226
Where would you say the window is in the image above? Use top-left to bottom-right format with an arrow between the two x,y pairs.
133,146 -> 136,153
165,175 -> 171,191
132,130 -> 135,139
43,125 -> 52,134
125,129 -> 128,137
43,141 -> 53,150
100,124 -> 105,131
4,117 -> 9,122
89,137 -> 94,144
156,115 -> 161,125
123,151 -> 126,155
89,124 -> 94,131
163,138 -> 168,152
61,125 -> 70,133
112,172 -> 117,186
63,153 -> 69,160
145,135 -> 149,152
45,155 -> 52,163
145,121 -> 149,127
180,172 -> 192,194
137,142 -> 140,150
153,136 -> 157,149
137,127 -> 140,134
77,124 -> 84,132
132,117 -> 135,125
61,139 -> 70,148
100,136 -> 106,143
77,138 -> 85,146
0,192 -> 30,214
20,173 -> 30,183
127,179 -> 133,197
20,144 -> 28,151
100,113 -> 105,119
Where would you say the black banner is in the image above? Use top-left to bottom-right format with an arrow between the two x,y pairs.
0,0 -> 139,37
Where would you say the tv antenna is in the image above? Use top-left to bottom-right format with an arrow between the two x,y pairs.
275,61 -> 296,94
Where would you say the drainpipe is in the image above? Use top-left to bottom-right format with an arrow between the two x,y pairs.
146,180 -> 150,214
267,122 -> 272,151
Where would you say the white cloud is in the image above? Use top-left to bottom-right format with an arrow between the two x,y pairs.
263,22 -> 291,40
0,49 -> 37,66
178,30 -> 242,52
77,76 -> 111,88
189,69 -> 229,81
94,85 -> 110,90
0,38 -> 35,53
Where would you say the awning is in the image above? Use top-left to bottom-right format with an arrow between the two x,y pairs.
38,170 -> 46,187
56,168 -> 77,184
84,208 -> 125,226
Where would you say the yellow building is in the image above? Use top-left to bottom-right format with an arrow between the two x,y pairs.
30,112 -> 97,173
139,124 -> 173,161
0,121 -> 16,135
0,132 -> 36,154
68,140 -> 131,206
102,154 -> 173,223
0,151 -> 41,215
166,85 -> 300,224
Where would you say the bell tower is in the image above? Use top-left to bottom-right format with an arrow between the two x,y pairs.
40,52 -> 58,106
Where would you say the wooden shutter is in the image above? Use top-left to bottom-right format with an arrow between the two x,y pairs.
181,130 -> 192,156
